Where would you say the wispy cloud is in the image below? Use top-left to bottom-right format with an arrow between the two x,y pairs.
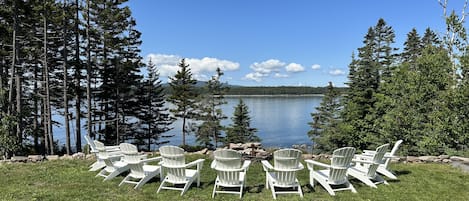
285,63 -> 305,73
329,69 -> 346,76
311,64 -> 321,70
146,53 -> 240,81
274,73 -> 289,78
244,72 -> 267,82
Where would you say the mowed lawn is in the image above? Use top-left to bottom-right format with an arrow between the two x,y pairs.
1,155 -> 469,201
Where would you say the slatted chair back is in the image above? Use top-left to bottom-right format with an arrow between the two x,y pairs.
120,143 -> 144,178
273,149 -> 302,186
328,147 -> 355,184
366,144 -> 389,178
213,149 -> 243,185
159,145 -> 186,183
94,140 -> 116,170
84,135 -> 97,152
383,140 -> 403,168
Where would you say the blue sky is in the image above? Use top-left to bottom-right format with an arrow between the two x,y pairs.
127,0 -> 462,87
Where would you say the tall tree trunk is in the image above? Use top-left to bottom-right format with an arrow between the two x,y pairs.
33,64 -> 39,153
74,0 -> 82,152
86,0 -> 92,140
63,0 -> 71,155
44,5 -> 54,155
8,0 -> 17,116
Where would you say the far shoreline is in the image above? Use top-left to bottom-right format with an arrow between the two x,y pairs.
223,94 -> 325,97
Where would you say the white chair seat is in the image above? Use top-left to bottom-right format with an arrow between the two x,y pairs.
157,146 -> 205,196
347,144 -> 390,188
118,143 -> 162,189
261,149 -> 304,200
211,149 -> 250,198
305,147 -> 356,196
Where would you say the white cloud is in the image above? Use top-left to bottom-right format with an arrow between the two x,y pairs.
329,69 -> 346,76
244,72 -> 266,82
274,73 -> 289,78
285,63 -> 305,73
311,64 -> 321,70
146,53 -> 240,81
250,59 -> 285,74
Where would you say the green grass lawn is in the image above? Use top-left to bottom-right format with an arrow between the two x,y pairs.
1,155 -> 469,201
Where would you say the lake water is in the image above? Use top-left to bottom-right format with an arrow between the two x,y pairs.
53,95 -> 323,149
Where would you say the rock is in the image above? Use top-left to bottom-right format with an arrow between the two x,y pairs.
439,155 -> 450,160
302,154 -> 314,159
72,152 -> 85,160
450,156 -> 469,163
418,156 -> 437,162
86,154 -> 96,160
11,156 -> 28,162
406,156 -> 419,163
28,155 -> 44,162
47,155 -> 59,161
60,155 -> 73,160
194,148 -> 208,155
442,159 -> 452,163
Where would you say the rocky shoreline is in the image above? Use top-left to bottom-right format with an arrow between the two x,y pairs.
2,143 -> 469,173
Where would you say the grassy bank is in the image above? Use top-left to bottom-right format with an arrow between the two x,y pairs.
1,155 -> 468,201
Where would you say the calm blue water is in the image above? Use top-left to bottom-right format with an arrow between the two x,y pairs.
53,95 -> 322,149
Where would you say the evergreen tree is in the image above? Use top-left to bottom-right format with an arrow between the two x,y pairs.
308,82 -> 342,152
195,68 -> 228,149
401,28 -> 422,64
225,99 -> 259,143
168,58 -> 198,146
133,60 -> 174,151
421,27 -> 440,47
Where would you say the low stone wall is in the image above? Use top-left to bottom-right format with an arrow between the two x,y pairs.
301,154 -> 469,164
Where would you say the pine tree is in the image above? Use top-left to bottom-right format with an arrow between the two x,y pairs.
308,82 -> 342,152
168,58 -> 198,146
133,60 -> 174,151
421,27 -> 440,47
401,28 -> 422,64
195,68 -> 228,149
225,99 -> 259,144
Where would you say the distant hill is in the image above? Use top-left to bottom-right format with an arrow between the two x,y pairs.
162,81 -> 348,95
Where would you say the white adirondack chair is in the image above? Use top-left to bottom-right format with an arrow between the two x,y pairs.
95,141 -> 129,181
84,135 -> 120,171
261,149 -> 304,199
118,143 -> 162,189
362,140 -> 403,179
347,144 -> 390,188
305,147 -> 357,196
211,149 -> 251,198
157,146 -> 205,196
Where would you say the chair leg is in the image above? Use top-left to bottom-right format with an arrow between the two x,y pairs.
135,176 -> 153,189
212,182 -> 217,198
119,175 -> 131,187
157,180 -> 166,193
104,170 -> 122,181
297,184 -> 303,198
181,182 -> 191,196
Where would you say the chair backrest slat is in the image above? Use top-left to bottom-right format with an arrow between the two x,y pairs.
383,140 -> 403,168
213,149 -> 243,185
120,143 -> 145,177
273,149 -> 302,186
329,147 -> 355,184
159,146 -> 186,182
367,144 -> 389,178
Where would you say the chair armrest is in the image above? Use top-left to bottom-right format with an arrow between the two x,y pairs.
305,159 -> 331,170
105,146 -> 120,151
242,160 -> 251,171
141,156 -> 162,163
186,159 -> 205,169
261,160 -> 274,172
101,154 -> 123,160
210,160 -> 217,169
352,158 -> 374,165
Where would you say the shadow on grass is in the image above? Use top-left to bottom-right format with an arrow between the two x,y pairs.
246,184 -> 265,193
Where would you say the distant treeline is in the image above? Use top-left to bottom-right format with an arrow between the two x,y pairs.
163,83 -> 349,95
225,86 -> 348,95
